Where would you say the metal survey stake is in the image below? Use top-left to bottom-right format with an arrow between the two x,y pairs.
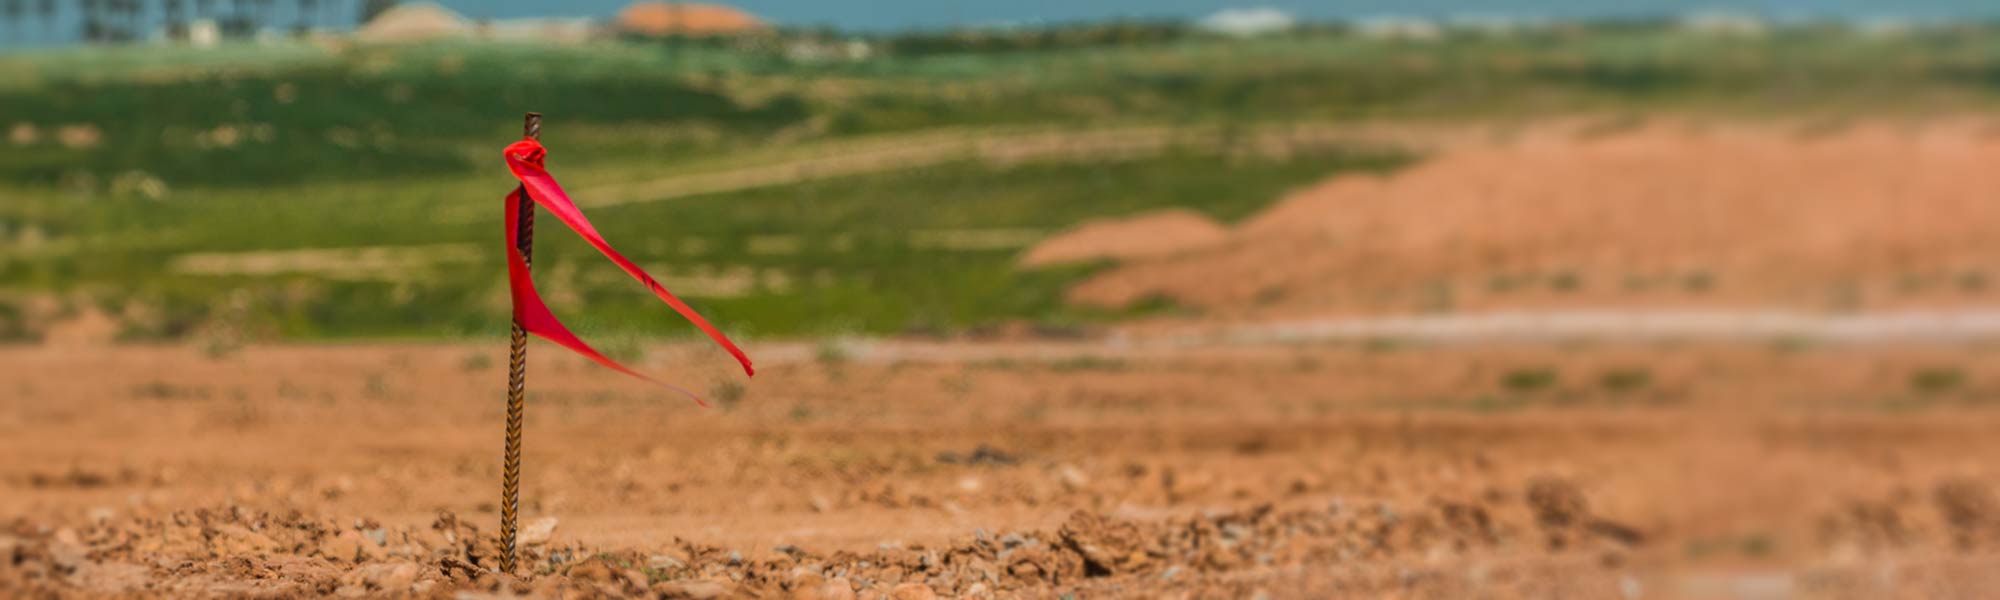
489,110 -> 753,573
499,112 -> 539,574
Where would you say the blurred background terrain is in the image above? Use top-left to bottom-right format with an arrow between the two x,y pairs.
4,2 -> 2000,598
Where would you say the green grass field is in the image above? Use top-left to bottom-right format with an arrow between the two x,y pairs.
2,24 -> 1997,342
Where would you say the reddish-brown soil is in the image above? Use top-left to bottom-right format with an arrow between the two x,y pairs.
1018,210 -> 1228,268
11,118 -> 2000,597
1070,121 -> 2000,318
6,340 -> 2000,597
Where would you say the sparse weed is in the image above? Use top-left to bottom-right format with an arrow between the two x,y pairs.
1598,368 -> 1653,393
1548,272 -> 1581,292
1468,395 -> 1528,412
1047,356 -> 1126,372
1501,368 -> 1559,393
710,380 -> 747,410
362,372 -> 390,400
1911,367 -> 1966,395
460,352 -> 494,372
814,340 -> 851,366
1960,272 -> 1988,293
1683,272 -> 1714,293
1362,337 -> 1404,353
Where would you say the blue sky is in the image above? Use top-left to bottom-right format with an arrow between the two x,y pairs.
443,1 -> 2000,30
3,0 -> 1997,49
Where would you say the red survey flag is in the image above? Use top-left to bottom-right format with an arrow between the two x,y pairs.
502,138 -> 754,404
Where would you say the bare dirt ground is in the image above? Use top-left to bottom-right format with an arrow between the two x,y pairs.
1060,119 -> 2000,318
11,117 -> 2000,598
6,340 -> 2000,598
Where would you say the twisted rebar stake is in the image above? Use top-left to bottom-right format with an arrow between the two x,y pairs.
500,112 -> 540,574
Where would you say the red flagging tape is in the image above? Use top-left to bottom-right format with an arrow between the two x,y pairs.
502,138 -> 754,405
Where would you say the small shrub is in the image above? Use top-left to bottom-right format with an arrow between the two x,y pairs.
363,372 -> 390,400
814,340 -> 850,366
1598,368 -> 1652,393
1684,272 -> 1714,293
1548,272 -> 1581,292
1048,356 -> 1126,372
1739,534 -> 1775,557
1362,337 -> 1404,353
598,337 -> 648,364
1911,367 -> 1966,395
460,352 -> 494,372
1468,395 -> 1527,412
1501,368 -> 1559,393
710,380 -> 746,410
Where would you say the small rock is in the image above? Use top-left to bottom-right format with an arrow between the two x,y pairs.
1163,469 -> 1214,502
345,561 -> 421,592
318,531 -> 373,563
362,528 -> 388,547
727,550 -> 744,565
1057,464 -> 1090,491
647,554 -> 686,570
517,517 -> 558,546
964,582 -> 992,598
72,562 -> 149,592
791,571 -> 825,588
656,579 -> 731,599
213,524 -> 281,556
475,571 -> 521,594
791,576 -> 856,600
890,582 -> 938,600
1527,477 -> 1588,528
621,568 -> 651,589
438,556 -> 482,582
1620,575 -> 1643,600
50,536 -> 88,570
566,558 -> 620,583
1160,565 -> 1184,581
53,527 -> 81,545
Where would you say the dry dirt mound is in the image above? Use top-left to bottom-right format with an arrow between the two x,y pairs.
616,2 -> 767,37
354,2 -> 472,43
0,478 -> 1641,598
1071,121 -> 2000,318
1019,209 -> 1228,268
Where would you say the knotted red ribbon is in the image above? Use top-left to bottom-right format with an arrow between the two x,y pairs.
503,138 -> 753,404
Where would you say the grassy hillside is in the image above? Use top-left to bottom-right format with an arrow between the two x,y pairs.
2,24 -> 1997,342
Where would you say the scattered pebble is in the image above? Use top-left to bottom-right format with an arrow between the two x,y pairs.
517,517 -> 558,546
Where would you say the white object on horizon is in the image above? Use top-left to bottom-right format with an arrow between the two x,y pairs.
1354,16 -> 1443,41
1677,11 -> 1768,37
188,19 -> 219,48
1198,8 -> 1295,37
